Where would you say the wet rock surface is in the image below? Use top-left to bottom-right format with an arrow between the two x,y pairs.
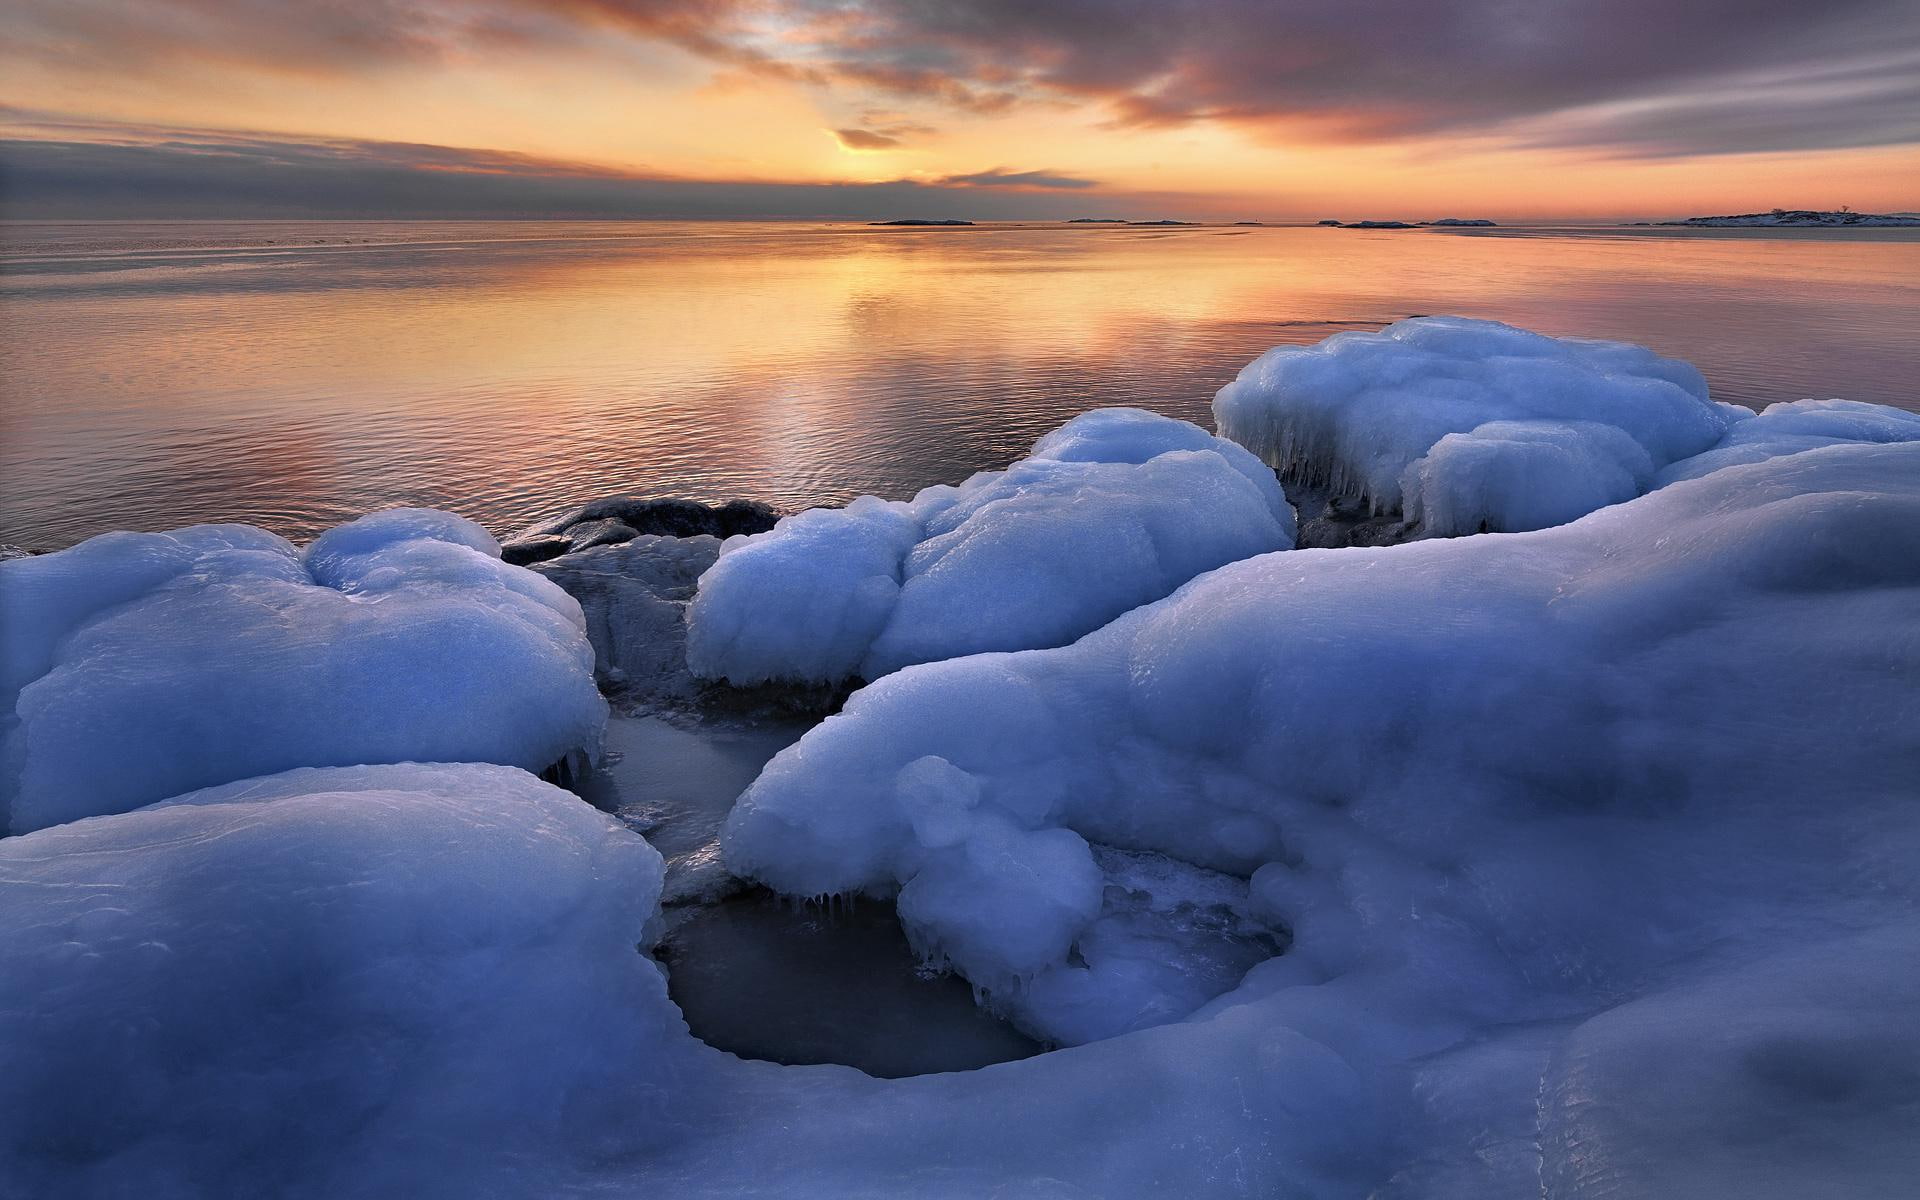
503,497 -> 777,565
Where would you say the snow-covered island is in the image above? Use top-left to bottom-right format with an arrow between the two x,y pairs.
1654,208 -> 1920,227
4,318 -> 1919,1198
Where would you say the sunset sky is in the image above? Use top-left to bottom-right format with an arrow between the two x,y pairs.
3,0 -> 1917,221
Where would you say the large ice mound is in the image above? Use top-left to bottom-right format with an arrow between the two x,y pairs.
0,763 -> 682,1199
1213,316 -> 1738,533
686,408 -> 1295,685
0,509 -> 605,833
725,442 -> 1920,1187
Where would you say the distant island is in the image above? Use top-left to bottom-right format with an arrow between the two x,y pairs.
1232,221 -> 1265,226
869,219 -> 974,227
1069,218 -> 1220,227
1647,209 -> 1920,228
1319,218 -> 1498,229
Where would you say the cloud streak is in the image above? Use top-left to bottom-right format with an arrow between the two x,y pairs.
934,167 -> 1097,190
0,117 -> 1116,219
831,128 -> 903,151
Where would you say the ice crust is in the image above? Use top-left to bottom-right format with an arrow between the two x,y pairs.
686,408 -> 1296,685
725,441 -> 1920,1190
0,509 -> 605,832
1213,316 -> 1737,533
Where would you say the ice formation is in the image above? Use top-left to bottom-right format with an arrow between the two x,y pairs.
1213,316 -> 1738,533
0,509 -> 604,833
0,760 -> 1383,1197
1655,396 -> 1920,485
686,408 -> 1296,685
8,349 -> 1920,1195
0,764 -> 685,1198
725,442 -> 1920,1188
5,439 -> 1917,1197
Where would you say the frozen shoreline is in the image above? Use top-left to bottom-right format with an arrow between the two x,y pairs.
4,319 -> 1919,1197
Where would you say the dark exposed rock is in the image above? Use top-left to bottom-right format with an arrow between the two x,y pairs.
502,498 -> 779,565
564,518 -> 642,553
530,527 -> 848,721
1285,485 -> 1420,549
533,534 -> 720,708
500,535 -> 571,567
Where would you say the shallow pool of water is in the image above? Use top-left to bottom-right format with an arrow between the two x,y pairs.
578,710 -> 1043,1076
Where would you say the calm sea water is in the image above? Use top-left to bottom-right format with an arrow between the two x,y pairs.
3,219 -> 1915,550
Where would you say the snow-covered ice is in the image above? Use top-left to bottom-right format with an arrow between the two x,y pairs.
0,509 -> 605,833
725,441 -> 1920,1189
687,408 -> 1296,685
1213,316 -> 1737,533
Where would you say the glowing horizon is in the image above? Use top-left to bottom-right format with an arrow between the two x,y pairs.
3,0 -> 1916,221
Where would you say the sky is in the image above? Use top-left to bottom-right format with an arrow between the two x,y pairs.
1,0 -> 1916,221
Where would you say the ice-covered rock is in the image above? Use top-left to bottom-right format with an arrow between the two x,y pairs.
1656,397 -> 1920,486
1213,317 -> 1736,533
724,440 -> 1920,1192
531,533 -> 721,705
0,763 -> 684,1199
686,408 -> 1296,686
0,509 -> 605,833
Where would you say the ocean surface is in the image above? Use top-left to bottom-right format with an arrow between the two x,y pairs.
3,218 -> 1915,550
